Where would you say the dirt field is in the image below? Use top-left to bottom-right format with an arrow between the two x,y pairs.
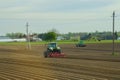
0,43 -> 120,80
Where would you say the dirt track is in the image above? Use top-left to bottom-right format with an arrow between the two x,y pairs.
0,43 -> 120,80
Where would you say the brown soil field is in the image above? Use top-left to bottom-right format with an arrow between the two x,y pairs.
0,43 -> 120,80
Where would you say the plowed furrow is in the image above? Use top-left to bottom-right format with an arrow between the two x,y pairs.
1,59 -> 120,79
0,61 -> 109,80
0,64 -> 80,80
0,67 -> 81,80
0,72 -> 21,80
0,68 -> 59,80
0,62 -> 108,80
0,71 -> 36,80
0,74 -> 13,80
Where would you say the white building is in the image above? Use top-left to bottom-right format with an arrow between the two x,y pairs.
0,36 -> 26,42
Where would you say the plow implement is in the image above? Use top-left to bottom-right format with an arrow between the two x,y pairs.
44,51 -> 65,58
49,52 -> 65,57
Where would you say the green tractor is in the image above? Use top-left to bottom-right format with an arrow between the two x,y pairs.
44,42 -> 64,58
76,40 -> 86,47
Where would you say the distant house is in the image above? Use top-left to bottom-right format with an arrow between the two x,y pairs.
0,36 -> 13,42
28,34 -> 42,42
12,38 -> 26,42
70,36 -> 80,41
0,36 -> 26,42
57,36 -> 65,40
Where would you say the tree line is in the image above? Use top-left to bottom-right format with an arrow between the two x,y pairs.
5,31 -> 120,41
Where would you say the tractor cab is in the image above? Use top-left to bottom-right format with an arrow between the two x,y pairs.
48,42 -> 57,49
44,42 -> 64,58
47,42 -> 61,53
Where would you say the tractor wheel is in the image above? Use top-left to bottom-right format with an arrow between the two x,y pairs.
44,51 -> 48,58
58,49 -> 61,53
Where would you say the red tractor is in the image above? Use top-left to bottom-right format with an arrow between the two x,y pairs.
44,42 -> 65,58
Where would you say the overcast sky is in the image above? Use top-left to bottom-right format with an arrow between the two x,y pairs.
0,0 -> 120,35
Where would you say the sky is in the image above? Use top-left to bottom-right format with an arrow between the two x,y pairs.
0,0 -> 120,35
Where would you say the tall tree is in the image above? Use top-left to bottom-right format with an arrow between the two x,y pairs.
44,32 -> 57,41
6,32 -> 25,38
